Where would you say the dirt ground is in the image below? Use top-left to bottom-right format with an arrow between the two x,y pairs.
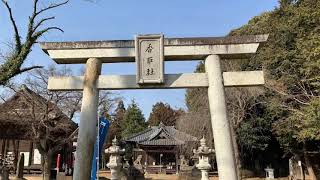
12,171 -> 290,180
18,176 -> 289,180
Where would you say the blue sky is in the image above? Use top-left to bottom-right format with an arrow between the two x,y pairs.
0,0 -> 278,120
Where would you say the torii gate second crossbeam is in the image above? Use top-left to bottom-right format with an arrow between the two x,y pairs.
40,34 -> 268,180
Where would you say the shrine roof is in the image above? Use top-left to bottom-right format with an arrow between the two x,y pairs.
124,122 -> 198,146
0,85 -> 77,139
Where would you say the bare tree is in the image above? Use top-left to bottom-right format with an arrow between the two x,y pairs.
25,65 -> 83,121
0,64 -> 120,179
25,65 -> 120,120
0,85 -> 76,180
225,86 -> 264,179
0,0 -> 69,86
27,91 -> 76,180
222,60 -> 265,179
26,66 -> 121,179
178,60 -> 265,179
176,110 -> 212,158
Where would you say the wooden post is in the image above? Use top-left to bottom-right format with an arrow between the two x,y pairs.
4,139 -> 9,156
175,151 -> 178,174
73,58 -> 102,180
12,140 -> 19,171
15,153 -> 24,180
205,55 -> 238,180
27,141 -> 33,173
1,139 -> 5,157
146,152 -> 148,166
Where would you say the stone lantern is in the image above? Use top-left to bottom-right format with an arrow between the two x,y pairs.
193,137 -> 215,180
105,137 -> 125,180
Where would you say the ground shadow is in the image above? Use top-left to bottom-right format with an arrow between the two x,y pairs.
98,177 -> 110,180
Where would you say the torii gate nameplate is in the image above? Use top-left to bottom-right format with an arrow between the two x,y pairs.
135,34 -> 164,84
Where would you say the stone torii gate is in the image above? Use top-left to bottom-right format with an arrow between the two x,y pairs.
40,34 -> 268,180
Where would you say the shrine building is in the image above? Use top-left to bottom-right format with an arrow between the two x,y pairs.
0,85 -> 77,174
124,122 -> 198,174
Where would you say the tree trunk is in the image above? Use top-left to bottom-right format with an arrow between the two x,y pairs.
28,142 -> 33,174
304,153 -> 316,180
230,124 -> 242,180
303,143 -> 316,180
42,151 -> 53,180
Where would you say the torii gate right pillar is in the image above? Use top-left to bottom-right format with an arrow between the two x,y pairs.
205,55 -> 237,180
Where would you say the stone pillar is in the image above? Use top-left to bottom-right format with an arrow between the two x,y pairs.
205,55 -> 237,180
73,58 -> 102,180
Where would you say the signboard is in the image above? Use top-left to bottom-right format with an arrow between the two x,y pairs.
135,34 -> 164,84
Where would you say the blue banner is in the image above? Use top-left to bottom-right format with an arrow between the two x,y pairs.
91,117 -> 110,180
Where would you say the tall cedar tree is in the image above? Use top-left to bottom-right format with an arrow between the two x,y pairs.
106,100 -> 126,146
148,102 -> 183,126
121,100 -> 147,138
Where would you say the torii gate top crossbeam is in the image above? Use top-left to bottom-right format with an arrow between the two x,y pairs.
40,34 -> 268,64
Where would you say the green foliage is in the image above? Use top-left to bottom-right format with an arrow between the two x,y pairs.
121,100 -> 147,138
273,97 -> 320,152
230,0 -> 320,154
185,61 -> 208,112
238,117 -> 270,151
297,98 -> 320,141
184,0 -> 320,167
237,98 -> 273,154
147,102 -> 183,126
106,100 -> 126,146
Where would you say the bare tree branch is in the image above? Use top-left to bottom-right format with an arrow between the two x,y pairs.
33,16 -> 55,32
33,27 -> 64,40
36,0 -> 69,16
1,0 -> 21,51
0,0 -> 68,86
26,0 -> 39,40
19,66 -> 43,74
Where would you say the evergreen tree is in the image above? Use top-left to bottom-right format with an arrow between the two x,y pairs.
121,100 -> 147,138
106,100 -> 126,146
183,1 -> 320,177
229,0 -> 320,178
148,102 -> 183,126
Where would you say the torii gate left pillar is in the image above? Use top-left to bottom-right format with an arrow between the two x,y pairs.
74,58 -> 101,180
40,34 -> 268,180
